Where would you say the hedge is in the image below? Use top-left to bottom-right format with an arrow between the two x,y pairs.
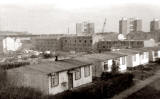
0,62 -> 30,70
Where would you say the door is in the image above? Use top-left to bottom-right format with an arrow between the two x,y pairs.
68,73 -> 73,90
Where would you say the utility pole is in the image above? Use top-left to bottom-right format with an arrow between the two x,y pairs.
102,18 -> 107,33
67,27 -> 69,34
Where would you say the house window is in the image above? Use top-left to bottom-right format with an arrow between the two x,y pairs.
51,73 -> 59,87
155,51 -> 158,57
84,66 -> 90,77
75,68 -> 81,80
90,40 -> 92,43
104,62 -> 108,71
122,57 -> 125,65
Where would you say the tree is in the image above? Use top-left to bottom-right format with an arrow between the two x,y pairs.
111,60 -> 119,73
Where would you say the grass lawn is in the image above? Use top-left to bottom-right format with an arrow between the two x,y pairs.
131,63 -> 160,81
126,78 -> 160,99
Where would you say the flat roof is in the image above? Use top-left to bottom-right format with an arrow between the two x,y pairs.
8,59 -> 91,75
142,47 -> 160,51
112,51 -> 131,56
111,49 -> 138,55
131,48 -> 149,52
74,52 -> 125,62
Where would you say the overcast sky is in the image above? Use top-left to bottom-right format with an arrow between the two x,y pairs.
0,0 -> 160,34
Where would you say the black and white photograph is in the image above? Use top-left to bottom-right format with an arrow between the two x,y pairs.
0,0 -> 160,99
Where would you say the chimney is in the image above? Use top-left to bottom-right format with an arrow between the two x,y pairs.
55,56 -> 58,61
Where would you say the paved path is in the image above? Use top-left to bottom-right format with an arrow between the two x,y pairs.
112,69 -> 160,99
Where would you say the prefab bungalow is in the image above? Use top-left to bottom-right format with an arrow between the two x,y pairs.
143,47 -> 160,62
157,46 -> 160,58
112,49 -> 140,69
73,52 -> 127,77
131,48 -> 149,65
7,59 -> 92,95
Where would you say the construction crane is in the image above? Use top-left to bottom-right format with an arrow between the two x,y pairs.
102,18 -> 107,33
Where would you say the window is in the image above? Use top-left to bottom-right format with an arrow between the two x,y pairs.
90,40 -> 92,43
122,57 -> 125,65
84,40 -> 87,43
104,62 -> 108,71
75,68 -> 81,80
155,51 -> 158,57
51,73 -> 59,87
79,40 -> 81,43
84,66 -> 90,77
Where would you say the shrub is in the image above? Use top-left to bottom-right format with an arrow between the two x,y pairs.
155,58 -> 160,64
30,55 -> 38,58
0,87 -> 44,99
101,72 -> 122,81
0,62 -> 30,70
42,53 -> 53,59
111,60 -> 119,73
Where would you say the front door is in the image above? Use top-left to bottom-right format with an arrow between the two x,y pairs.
68,73 -> 73,90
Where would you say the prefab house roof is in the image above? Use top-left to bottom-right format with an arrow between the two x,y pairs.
73,56 -> 99,64
76,52 -> 125,62
111,49 -> 139,55
7,59 -> 92,75
131,48 -> 149,53
143,47 -> 160,51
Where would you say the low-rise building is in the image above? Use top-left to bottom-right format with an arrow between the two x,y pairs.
143,47 -> 160,62
32,37 -> 60,52
112,49 -> 140,68
7,59 -> 92,95
73,52 -> 127,77
96,40 -> 144,52
60,36 -> 92,52
131,48 -> 149,65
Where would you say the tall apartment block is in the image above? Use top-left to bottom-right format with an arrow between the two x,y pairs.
150,19 -> 159,32
132,19 -> 142,32
119,18 -> 128,35
76,22 -> 94,36
119,18 -> 142,36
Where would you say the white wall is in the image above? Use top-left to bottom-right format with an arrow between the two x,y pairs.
132,54 -> 140,67
73,65 -> 92,88
139,52 -> 149,65
125,56 -> 133,68
101,57 -> 127,73
158,50 -> 160,58
49,71 -> 68,95
144,39 -> 156,47
107,59 -> 113,72
3,37 -> 22,53
101,59 -> 112,72
150,51 -> 156,62
119,56 -> 127,72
